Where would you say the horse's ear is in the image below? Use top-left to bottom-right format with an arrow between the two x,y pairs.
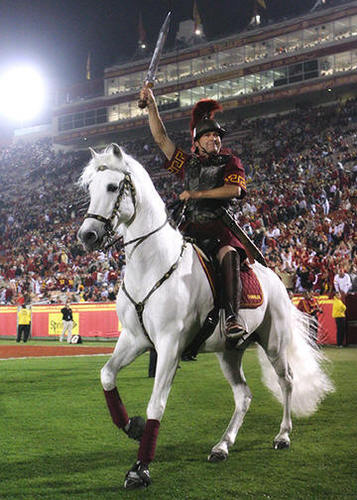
89,147 -> 97,159
112,143 -> 123,159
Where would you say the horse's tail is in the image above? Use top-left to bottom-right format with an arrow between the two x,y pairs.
257,304 -> 335,417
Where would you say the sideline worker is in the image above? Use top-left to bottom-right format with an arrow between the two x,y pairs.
17,304 -> 31,343
140,86 -> 248,347
60,299 -> 74,343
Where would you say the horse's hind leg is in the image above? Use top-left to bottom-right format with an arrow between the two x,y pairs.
208,350 -> 252,462
264,346 -> 293,449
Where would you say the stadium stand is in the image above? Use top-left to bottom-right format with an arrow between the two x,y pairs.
0,98 -> 356,305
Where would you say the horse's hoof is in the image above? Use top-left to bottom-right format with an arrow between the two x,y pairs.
273,439 -> 290,450
124,461 -> 151,490
208,450 -> 228,463
125,416 -> 146,441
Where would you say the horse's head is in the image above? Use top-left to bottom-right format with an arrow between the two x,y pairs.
77,143 -> 137,251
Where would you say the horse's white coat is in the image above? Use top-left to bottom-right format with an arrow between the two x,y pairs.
78,144 -> 334,459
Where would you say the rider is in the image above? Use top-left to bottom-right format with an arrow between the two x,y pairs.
140,86 -> 248,345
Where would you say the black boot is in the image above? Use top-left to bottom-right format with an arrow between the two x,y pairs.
221,250 -> 246,347
182,308 -> 219,360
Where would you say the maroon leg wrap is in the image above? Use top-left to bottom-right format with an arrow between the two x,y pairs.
103,388 -> 129,429
137,419 -> 160,465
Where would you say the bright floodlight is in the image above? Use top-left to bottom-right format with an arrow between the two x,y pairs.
0,66 -> 46,123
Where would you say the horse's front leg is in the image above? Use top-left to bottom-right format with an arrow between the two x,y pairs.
209,350 -> 252,462
101,330 -> 148,439
124,337 -> 181,490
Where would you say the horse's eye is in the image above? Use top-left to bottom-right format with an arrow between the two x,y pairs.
107,183 -> 118,193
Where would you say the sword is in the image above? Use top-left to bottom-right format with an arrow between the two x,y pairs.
138,12 -> 171,109
218,207 -> 267,267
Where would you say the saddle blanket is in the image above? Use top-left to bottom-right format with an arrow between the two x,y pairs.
195,247 -> 263,309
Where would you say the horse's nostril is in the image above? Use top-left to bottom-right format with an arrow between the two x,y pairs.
84,230 -> 98,244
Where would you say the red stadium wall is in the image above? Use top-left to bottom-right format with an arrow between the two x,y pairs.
0,303 -> 121,339
0,297 -> 344,344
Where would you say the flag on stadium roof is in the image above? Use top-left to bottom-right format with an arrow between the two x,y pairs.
86,52 -> 91,80
193,1 -> 203,35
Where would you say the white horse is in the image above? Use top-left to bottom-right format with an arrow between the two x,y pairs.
77,144 -> 334,490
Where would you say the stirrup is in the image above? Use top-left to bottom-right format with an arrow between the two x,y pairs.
225,316 -> 246,340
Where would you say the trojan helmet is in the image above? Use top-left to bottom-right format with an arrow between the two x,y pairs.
190,99 -> 226,142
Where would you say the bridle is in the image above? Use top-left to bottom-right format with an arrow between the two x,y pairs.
84,166 -> 168,251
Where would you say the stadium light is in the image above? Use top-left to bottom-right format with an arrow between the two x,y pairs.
0,66 -> 46,124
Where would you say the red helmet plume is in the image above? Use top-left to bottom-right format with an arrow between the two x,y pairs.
190,99 -> 222,137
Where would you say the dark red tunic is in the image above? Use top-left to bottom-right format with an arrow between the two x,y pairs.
164,147 -> 247,256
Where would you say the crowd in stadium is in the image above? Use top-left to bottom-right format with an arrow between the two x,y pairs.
0,97 -> 356,305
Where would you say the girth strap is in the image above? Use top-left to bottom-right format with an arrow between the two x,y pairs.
121,240 -> 187,341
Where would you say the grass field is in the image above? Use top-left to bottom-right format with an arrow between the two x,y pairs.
0,344 -> 356,499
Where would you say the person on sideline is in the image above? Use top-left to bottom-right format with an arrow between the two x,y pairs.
59,299 -> 74,343
17,304 -> 31,343
140,85 -> 248,348
332,292 -> 347,347
297,290 -> 322,342
333,268 -> 352,303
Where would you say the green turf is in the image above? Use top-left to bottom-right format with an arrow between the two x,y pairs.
0,345 -> 356,499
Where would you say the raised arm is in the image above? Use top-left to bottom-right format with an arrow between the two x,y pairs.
140,86 -> 176,160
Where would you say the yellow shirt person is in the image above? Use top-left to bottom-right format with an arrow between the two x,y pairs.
332,295 -> 346,318
332,293 -> 346,347
17,305 -> 31,343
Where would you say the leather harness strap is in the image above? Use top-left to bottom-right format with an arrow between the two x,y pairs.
121,240 -> 187,342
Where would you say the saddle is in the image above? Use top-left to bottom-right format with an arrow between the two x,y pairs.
182,245 -> 263,359
193,245 -> 263,310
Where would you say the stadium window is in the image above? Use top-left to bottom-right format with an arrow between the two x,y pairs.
245,45 -> 255,63
205,84 -> 218,100
334,19 -> 350,40
74,113 -> 84,129
191,85 -> 206,101
96,108 -> 107,124
244,74 -> 256,94
351,16 -> 357,36
180,89 -> 192,107
59,116 -> 73,131
320,56 -> 333,76
117,77 -> 126,93
288,63 -> 303,83
352,51 -> 357,71
178,60 -> 192,79
255,42 -> 268,60
231,78 -> 244,96
335,52 -> 352,73
287,32 -> 302,52
273,35 -> 288,55
303,28 -> 316,48
166,63 -> 178,82
117,103 -> 130,120
218,81 -> 232,100
108,106 -> 119,122
156,68 -> 165,85
260,70 -> 274,91
85,110 -> 96,126
192,56 -> 207,75
303,60 -> 318,80
273,68 -> 287,87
